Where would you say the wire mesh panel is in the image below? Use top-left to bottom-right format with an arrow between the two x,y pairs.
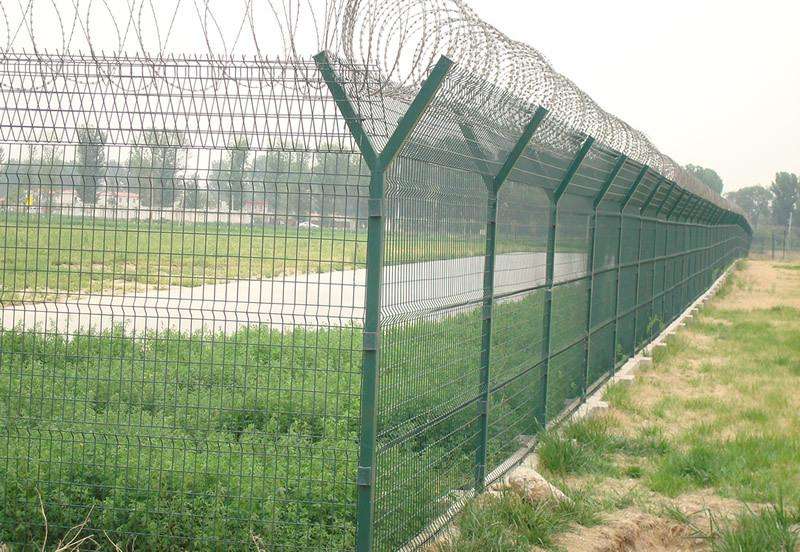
485,177 -> 549,481
586,159 -> 635,390
374,79 -> 492,550
635,217 -> 657,348
0,54 -> 374,550
0,45 -> 752,552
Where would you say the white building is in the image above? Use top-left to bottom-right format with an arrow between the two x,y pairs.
97,190 -> 141,209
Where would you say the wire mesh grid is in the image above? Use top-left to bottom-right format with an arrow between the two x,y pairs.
0,46 -> 752,552
0,53 -> 381,550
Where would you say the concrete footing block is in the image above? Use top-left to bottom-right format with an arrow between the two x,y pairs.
643,342 -> 666,356
573,398 -> 609,421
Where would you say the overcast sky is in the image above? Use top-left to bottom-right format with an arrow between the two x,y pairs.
468,0 -> 800,192
4,0 -> 798,192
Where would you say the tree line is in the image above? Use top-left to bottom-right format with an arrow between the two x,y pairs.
724,172 -> 798,230
0,128 -> 367,216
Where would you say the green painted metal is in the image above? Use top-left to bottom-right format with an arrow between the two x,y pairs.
657,183 -> 679,218
594,155 -> 628,209
686,197 -> 705,223
380,56 -> 454,168
539,136 -> 595,425
475,186 -> 498,492
313,52 -> 379,170
641,176 -> 667,214
694,202 -> 714,286
648,190 -> 687,338
583,153 -> 627,395
0,44 -> 754,552
620,166 -> 650,210
492,107 -> 549,191
554,137 -> 596,202
458,107 -> 548,491
658,202 -> 673,327
611,164 -> 650,370
315,51 -> 453,552
631,176 -> 666,352
631,203 -> 647,352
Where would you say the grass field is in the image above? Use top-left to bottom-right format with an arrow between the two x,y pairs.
439,259 -> 800,551
0,278 -> 595,550
0,213 -> 369,302
0,210 -> 595,549
0,213 -> 562,303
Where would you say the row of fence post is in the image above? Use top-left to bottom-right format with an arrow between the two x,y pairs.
314,52 -> 750,552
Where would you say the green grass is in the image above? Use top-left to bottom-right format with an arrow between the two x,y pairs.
0,325 -> 362,549
647,434 -> 800,503
0,212 -> 572,302
642,311 -> 800,503
710,503 -> 800,552
0,213 -> 369,302
537,417 -> 669,477
435,488 -> 602,552
0,211 -> 627,549
0,283 -> 593,550
422,261 -> 800,551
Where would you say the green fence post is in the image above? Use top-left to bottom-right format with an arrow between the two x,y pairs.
538,136 -> 594,426
679,206 -> 692,309
709,205 -> 720,283
694,202 -> 712,288
458,106 -> 547,491
632,176 -> 665,353
709,207 -> 721,280
665,196 -> 687,321
679,194 -> 704,303
709,206 -> 722,282
690,200 -> 708,300
582,153 -> 626,396
315,51 -> 453,552
611,165 -> 649,369
647,183 -> 677,338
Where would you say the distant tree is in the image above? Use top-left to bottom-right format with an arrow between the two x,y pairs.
685,164 -> 725,194
0,143 -> 70,205
725,185 -> 772,230
308,149 -> 368,219
246,149 -> 304,214
180,173 -> 205,209
129,130 -> 184,208
770,172 -> 799,226
76,127 -> 107,203
103,161 -> 128,191
227,137 -> 250,210
208,136 -> 253,211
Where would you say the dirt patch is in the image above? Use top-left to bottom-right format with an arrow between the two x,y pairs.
549,508 -> 700,552
718,261 -> 800,310
550,491 -> 752,552
671,489 -> 752,518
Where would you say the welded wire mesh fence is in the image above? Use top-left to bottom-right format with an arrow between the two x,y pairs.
0,50 -> 749,551
749,225 -> 800,259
